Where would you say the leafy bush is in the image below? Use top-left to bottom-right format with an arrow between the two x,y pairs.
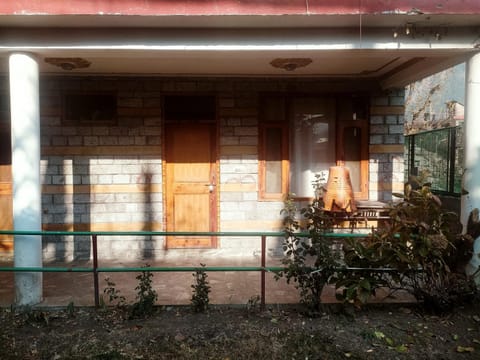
276,188 -> 342,314
191,264 -> 211,313
130,264 -> 158,318
278,173 -> 476,313
341,179 -> 476,313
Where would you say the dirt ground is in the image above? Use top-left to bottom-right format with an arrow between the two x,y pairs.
1,301 -> 480,360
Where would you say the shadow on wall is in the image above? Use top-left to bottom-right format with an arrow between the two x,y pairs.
142,168 -> 154,260
42,156 -> 91,262
43,157 -> 67,261
42,156 -> 161,262
73,156 -> 91,260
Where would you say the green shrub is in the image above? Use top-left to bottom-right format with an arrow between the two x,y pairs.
276,188 -> 342,315
191,264 -> 211,313
340,178 -> 476,313
277,172 -> 476,313
130,264 -> 158,318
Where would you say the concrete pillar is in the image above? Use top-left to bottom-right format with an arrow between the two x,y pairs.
9,53 -> 43,305
461,52 -> 480,282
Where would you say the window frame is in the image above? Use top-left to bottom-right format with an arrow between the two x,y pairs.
258,122 -> 289,200
62,91 -> 118,126
259,93 -> 370,201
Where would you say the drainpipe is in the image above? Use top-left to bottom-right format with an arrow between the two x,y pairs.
9,53 -> 43,305
461,52 -> 480,284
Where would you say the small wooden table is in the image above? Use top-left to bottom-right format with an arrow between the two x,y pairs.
326,200 -> 390,230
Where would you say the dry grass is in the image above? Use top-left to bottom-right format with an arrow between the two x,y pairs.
1,303 -> 480,359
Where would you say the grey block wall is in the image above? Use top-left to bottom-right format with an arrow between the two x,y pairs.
34,77 -> 405,262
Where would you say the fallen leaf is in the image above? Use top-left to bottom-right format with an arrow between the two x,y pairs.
174,333 -> 186,342
457,346 -> 475,353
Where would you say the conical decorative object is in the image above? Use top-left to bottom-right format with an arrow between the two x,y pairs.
323,166 -> 357,213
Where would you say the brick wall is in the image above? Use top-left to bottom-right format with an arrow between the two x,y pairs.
16,77 -> 405,261
369,89 -> 405,201
40,78 -> 165,260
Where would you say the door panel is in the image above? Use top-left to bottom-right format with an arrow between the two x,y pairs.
337,120 -> 369,200
0,185 -> 13,252
165,123 -> 217,248
0,123 -> 13,253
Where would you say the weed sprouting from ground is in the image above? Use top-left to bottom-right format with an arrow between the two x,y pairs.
102,277 -> 126,308
246,295 -> 261,314
100,266 -> 157,318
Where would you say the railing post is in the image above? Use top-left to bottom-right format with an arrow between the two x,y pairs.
261,235 -> 266,310
92,234 -> 99,307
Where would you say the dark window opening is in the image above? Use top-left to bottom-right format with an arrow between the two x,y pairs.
0,128 -> 10,166
63,93 -> 117,124
0,95 -> 10,166
164,95 -> 216,122
0,95 -> 9,114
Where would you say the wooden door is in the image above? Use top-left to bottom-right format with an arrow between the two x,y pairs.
335,96 -> 369,200
0,120 -> 12,254
336,119 -> 369,200
165,123 -> 217,248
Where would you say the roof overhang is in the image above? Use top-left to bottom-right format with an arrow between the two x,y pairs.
0,27 -> 477,89
1,0 -> 479,89
2,0 -> 480,17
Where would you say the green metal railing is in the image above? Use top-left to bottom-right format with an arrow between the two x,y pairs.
0,230 -> 370,308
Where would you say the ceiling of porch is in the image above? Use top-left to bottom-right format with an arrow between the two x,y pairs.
0,13 -> 479,89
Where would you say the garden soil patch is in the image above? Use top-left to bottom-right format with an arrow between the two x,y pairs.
1,302 -> 480,359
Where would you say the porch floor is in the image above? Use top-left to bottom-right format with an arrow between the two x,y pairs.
0,259 -> 415,307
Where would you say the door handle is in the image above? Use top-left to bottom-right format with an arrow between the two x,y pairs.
205,183 -> 216,192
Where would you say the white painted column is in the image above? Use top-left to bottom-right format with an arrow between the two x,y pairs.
461,52 -> 480,282
9,53 -> 43,305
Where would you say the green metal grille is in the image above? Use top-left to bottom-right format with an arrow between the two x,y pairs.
405,125 -> 463,195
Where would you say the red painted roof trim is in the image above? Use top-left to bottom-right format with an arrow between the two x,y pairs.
1,0 -> 480,16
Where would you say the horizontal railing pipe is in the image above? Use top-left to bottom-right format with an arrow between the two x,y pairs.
0,266 -> 402,274
98,266 -> 269,272
0,229 -> 376,307
0,267 -> 93,272
0,230 -> 369,238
